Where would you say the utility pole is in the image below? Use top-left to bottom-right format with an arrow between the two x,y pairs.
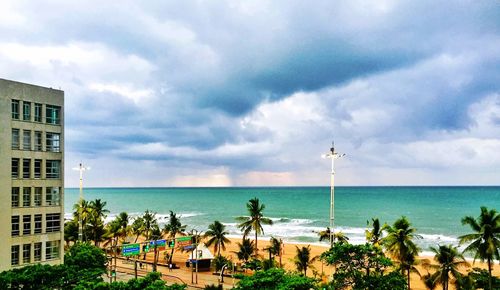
322,142 -> 345,247
73,162 -> 90,242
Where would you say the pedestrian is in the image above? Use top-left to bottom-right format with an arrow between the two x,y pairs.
169,263 -> 173,272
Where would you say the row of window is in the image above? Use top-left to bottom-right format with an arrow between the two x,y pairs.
12,213 -> 61,237
12,187 -> 61,207
11,240 -> 60,266
12,129 -> 60,152
11,100 -> 61,125
11,158 -> 61,179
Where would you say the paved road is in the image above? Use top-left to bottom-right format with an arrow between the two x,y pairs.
107,256 -> 239,289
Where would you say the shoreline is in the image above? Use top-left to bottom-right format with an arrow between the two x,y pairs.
218,237 -> 500,290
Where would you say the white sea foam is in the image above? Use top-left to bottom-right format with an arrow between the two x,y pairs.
65,211 -> 461,253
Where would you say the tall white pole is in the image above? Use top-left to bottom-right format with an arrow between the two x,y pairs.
323,143 -> 344,247
73,162 -> 90,242
330,156 -> 335,247
78,163 -> 83,242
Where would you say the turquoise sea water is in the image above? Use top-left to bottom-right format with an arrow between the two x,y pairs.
64,186 -> 500,254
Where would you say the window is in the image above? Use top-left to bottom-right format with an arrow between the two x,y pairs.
46,105 -> 61,125
46,213 -> 60,233
23,244 -> 31,264
34,103 -> 42,122
34,131 -> 42,151
46,132 -> 60,152
12,187 -> 20,207
23,159 -> 31,179
23,215 -> 31,235
46,160 -> 60,179
34,243 -> 42,262
12,158 -> 19,178
23,187 -> 31,207
34,159 -> 42,179
23,101 -> 31,121
12,129 -> 20,149
23,130 -> 31,150
34,187 -> 42,206
12,216 -> 20,236
34,215 -> 42,234
11,245 -> 20,266
46,187 -> 60,206
12,100 -> 20,119
46,240 -> 60,260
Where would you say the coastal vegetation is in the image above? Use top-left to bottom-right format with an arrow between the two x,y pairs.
7,196 -> 500,289
236,197 -> 273,255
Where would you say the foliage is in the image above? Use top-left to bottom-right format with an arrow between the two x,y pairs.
234,238 -> 256,262
0,243 -> 107,289
466,267 -> 500,289
382,216 -> 421,289
74,272 -> 187,290
266,237 -> 283,267
234,268 -> 317,290
459,206 -> 500,290
212,255 -> 232,272
365,218 -> 383,247
318,228 -> 349,245
244,258 -> 263,271
64,219 -> 79,245
204,220 -> 231,256
163,210 -> 187,264
321,242 -> 406,290
428,244 -> 468,290
294,245 -> 316,276
236,197 -> 273,254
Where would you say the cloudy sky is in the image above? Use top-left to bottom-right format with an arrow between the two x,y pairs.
1,1 -> 499,187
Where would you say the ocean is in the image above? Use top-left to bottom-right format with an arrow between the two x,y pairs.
64,186 -> 500,255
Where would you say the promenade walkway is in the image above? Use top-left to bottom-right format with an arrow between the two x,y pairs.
108,256 -> 239,290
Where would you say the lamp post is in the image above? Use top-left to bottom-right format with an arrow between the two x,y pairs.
190,229 -> 199,284
72,162 -> 90,242
322,142 -> 345,247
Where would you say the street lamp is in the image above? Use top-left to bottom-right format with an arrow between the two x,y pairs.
190,229 -> 199,284
72,162 -> 90,242
322,142 -> 345,247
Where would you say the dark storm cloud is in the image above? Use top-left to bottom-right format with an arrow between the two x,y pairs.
1,0 -> 500,186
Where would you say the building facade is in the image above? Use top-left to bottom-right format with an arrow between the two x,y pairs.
0,78 -> 64,271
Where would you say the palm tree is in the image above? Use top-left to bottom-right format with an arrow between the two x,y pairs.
204,220 -> 230,257
151,224 -> 163,272
318,228 -> 349,244
234,238 -> 255,263
382,216 -> 422,290
115,212 -> 130,241
366,218 -> 383,247
89,199 -> 109,220
459,206 -> 500,290
236,197 -> 273,255
294,245 -> 316,276
422,272 -> 438,290
132,216 -> 145,243
429,245 -> 469,290
86,199 -> 109,246
142,210 -> 157,241
73,199 -> 90,241
140,210 -> 158,259
163,211 -> 187,265
266,237 -> 283,268
64,219 -> 79,247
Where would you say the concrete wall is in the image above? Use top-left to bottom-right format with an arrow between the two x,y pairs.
0,78 -> 64,271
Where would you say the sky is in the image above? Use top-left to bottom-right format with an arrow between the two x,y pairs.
1,1 -> 499,187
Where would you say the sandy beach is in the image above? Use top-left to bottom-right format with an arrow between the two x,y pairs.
136,236 -> 500,290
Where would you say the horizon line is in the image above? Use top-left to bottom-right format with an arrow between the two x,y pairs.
63,184 -> 500,189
